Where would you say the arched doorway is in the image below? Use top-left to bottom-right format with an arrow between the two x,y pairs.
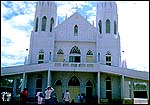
106,76 -> 112,99
54,80 -> 62,103
86,80 -> 93,104
68,76 -> 80,103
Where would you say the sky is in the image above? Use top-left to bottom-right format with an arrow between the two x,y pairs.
1,1 -> 149,72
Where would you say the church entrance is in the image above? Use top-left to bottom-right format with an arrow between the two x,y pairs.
54,80 -> 62,103
68,76 -> 80,103
86,81 -> 93,104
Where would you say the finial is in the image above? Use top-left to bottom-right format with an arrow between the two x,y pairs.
65,14 -> 67,20
93,21 -> 94,26
75,3 -> 79,12
86,15 -> 88,20
58,19 -> 59,24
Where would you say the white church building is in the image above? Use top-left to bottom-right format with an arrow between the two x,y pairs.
1,1 -> 149,104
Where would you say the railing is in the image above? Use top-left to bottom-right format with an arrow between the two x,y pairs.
53,62 -> 95,68
2,62 -> 149,81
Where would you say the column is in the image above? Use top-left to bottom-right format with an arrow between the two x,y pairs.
121,75 -> 124,99
97,72 -> 100,104
147,81 -> 149,99
21,72 -> 26,91
13,79 -> 17,96
24,73 -> 27,88
47,70 -> 51,87
131,81 -> 134,99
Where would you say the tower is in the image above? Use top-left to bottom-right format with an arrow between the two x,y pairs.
28,1 -> 57,64
96,1 -> 118,35
34,1 -> 57,32
96,1 -> 121,67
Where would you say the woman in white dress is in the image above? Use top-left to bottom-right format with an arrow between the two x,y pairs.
36,91 -> 43,104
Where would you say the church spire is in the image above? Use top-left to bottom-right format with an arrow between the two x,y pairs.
120,51 -> 127,68
65,14 -> 67,20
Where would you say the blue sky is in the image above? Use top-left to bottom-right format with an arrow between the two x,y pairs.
1,1 -> 149,72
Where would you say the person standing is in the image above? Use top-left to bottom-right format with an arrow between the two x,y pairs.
36,91 -> 44,104
4,93 -> 8,101
63,90 -> 71,105
80,95 -> 83,104
77,94 -> 80,104
20,88 -> 28,105
45,86 -> 54,105
77,94 -> 83,105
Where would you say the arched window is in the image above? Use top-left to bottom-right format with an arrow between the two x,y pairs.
106,76 -> 112,99
86,50 -> 93,63
106,19 -> 110,33
68,76 -> 80,86
70,46 -> 81,54
86,80 -> 93,86
49,52 -> 51,61
106,51 -> 111,66
74,25 -> 78,36
98,20 -> 102,34
57,49 -> 64,54
114,21 -> 116,34
69,46 -> 81,62
35,17 -> 38,32
57,49 -> 64,62
98,52 -> 100,62
86,50 -> 93,55
38,49 -> 44,64
41,16 -> 47,31
50,17 -> 54,32
55,80 -> 62,86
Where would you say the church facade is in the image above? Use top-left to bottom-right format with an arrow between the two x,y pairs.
1,1 -> 149,103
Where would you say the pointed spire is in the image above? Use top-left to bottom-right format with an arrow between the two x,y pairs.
58,19 -> 59,25
85,15 -> 88,20
93,21 -> 94,26
121,59 -> 127,68
120,50 -> 127,68
65,14 -> 67,20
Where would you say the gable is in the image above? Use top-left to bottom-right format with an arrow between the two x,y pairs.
55,12 -> 98,42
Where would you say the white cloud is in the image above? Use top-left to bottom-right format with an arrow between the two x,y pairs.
57,1 -> 92,19
1,1 -> 34,66
117,1 -> 149,71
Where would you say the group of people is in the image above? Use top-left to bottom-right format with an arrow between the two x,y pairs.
62,90 -> 84,105
20,87 -> 84,105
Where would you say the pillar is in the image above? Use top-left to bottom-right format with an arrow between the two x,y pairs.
121,75 -> 124,99
97,72 -> 100,104
21,72 -> 26,91
131,81 -> 134,99
47,70 -> 51,87
24,73 -> 27,88
13,79 -> 17,96
147,81 -> 149,99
